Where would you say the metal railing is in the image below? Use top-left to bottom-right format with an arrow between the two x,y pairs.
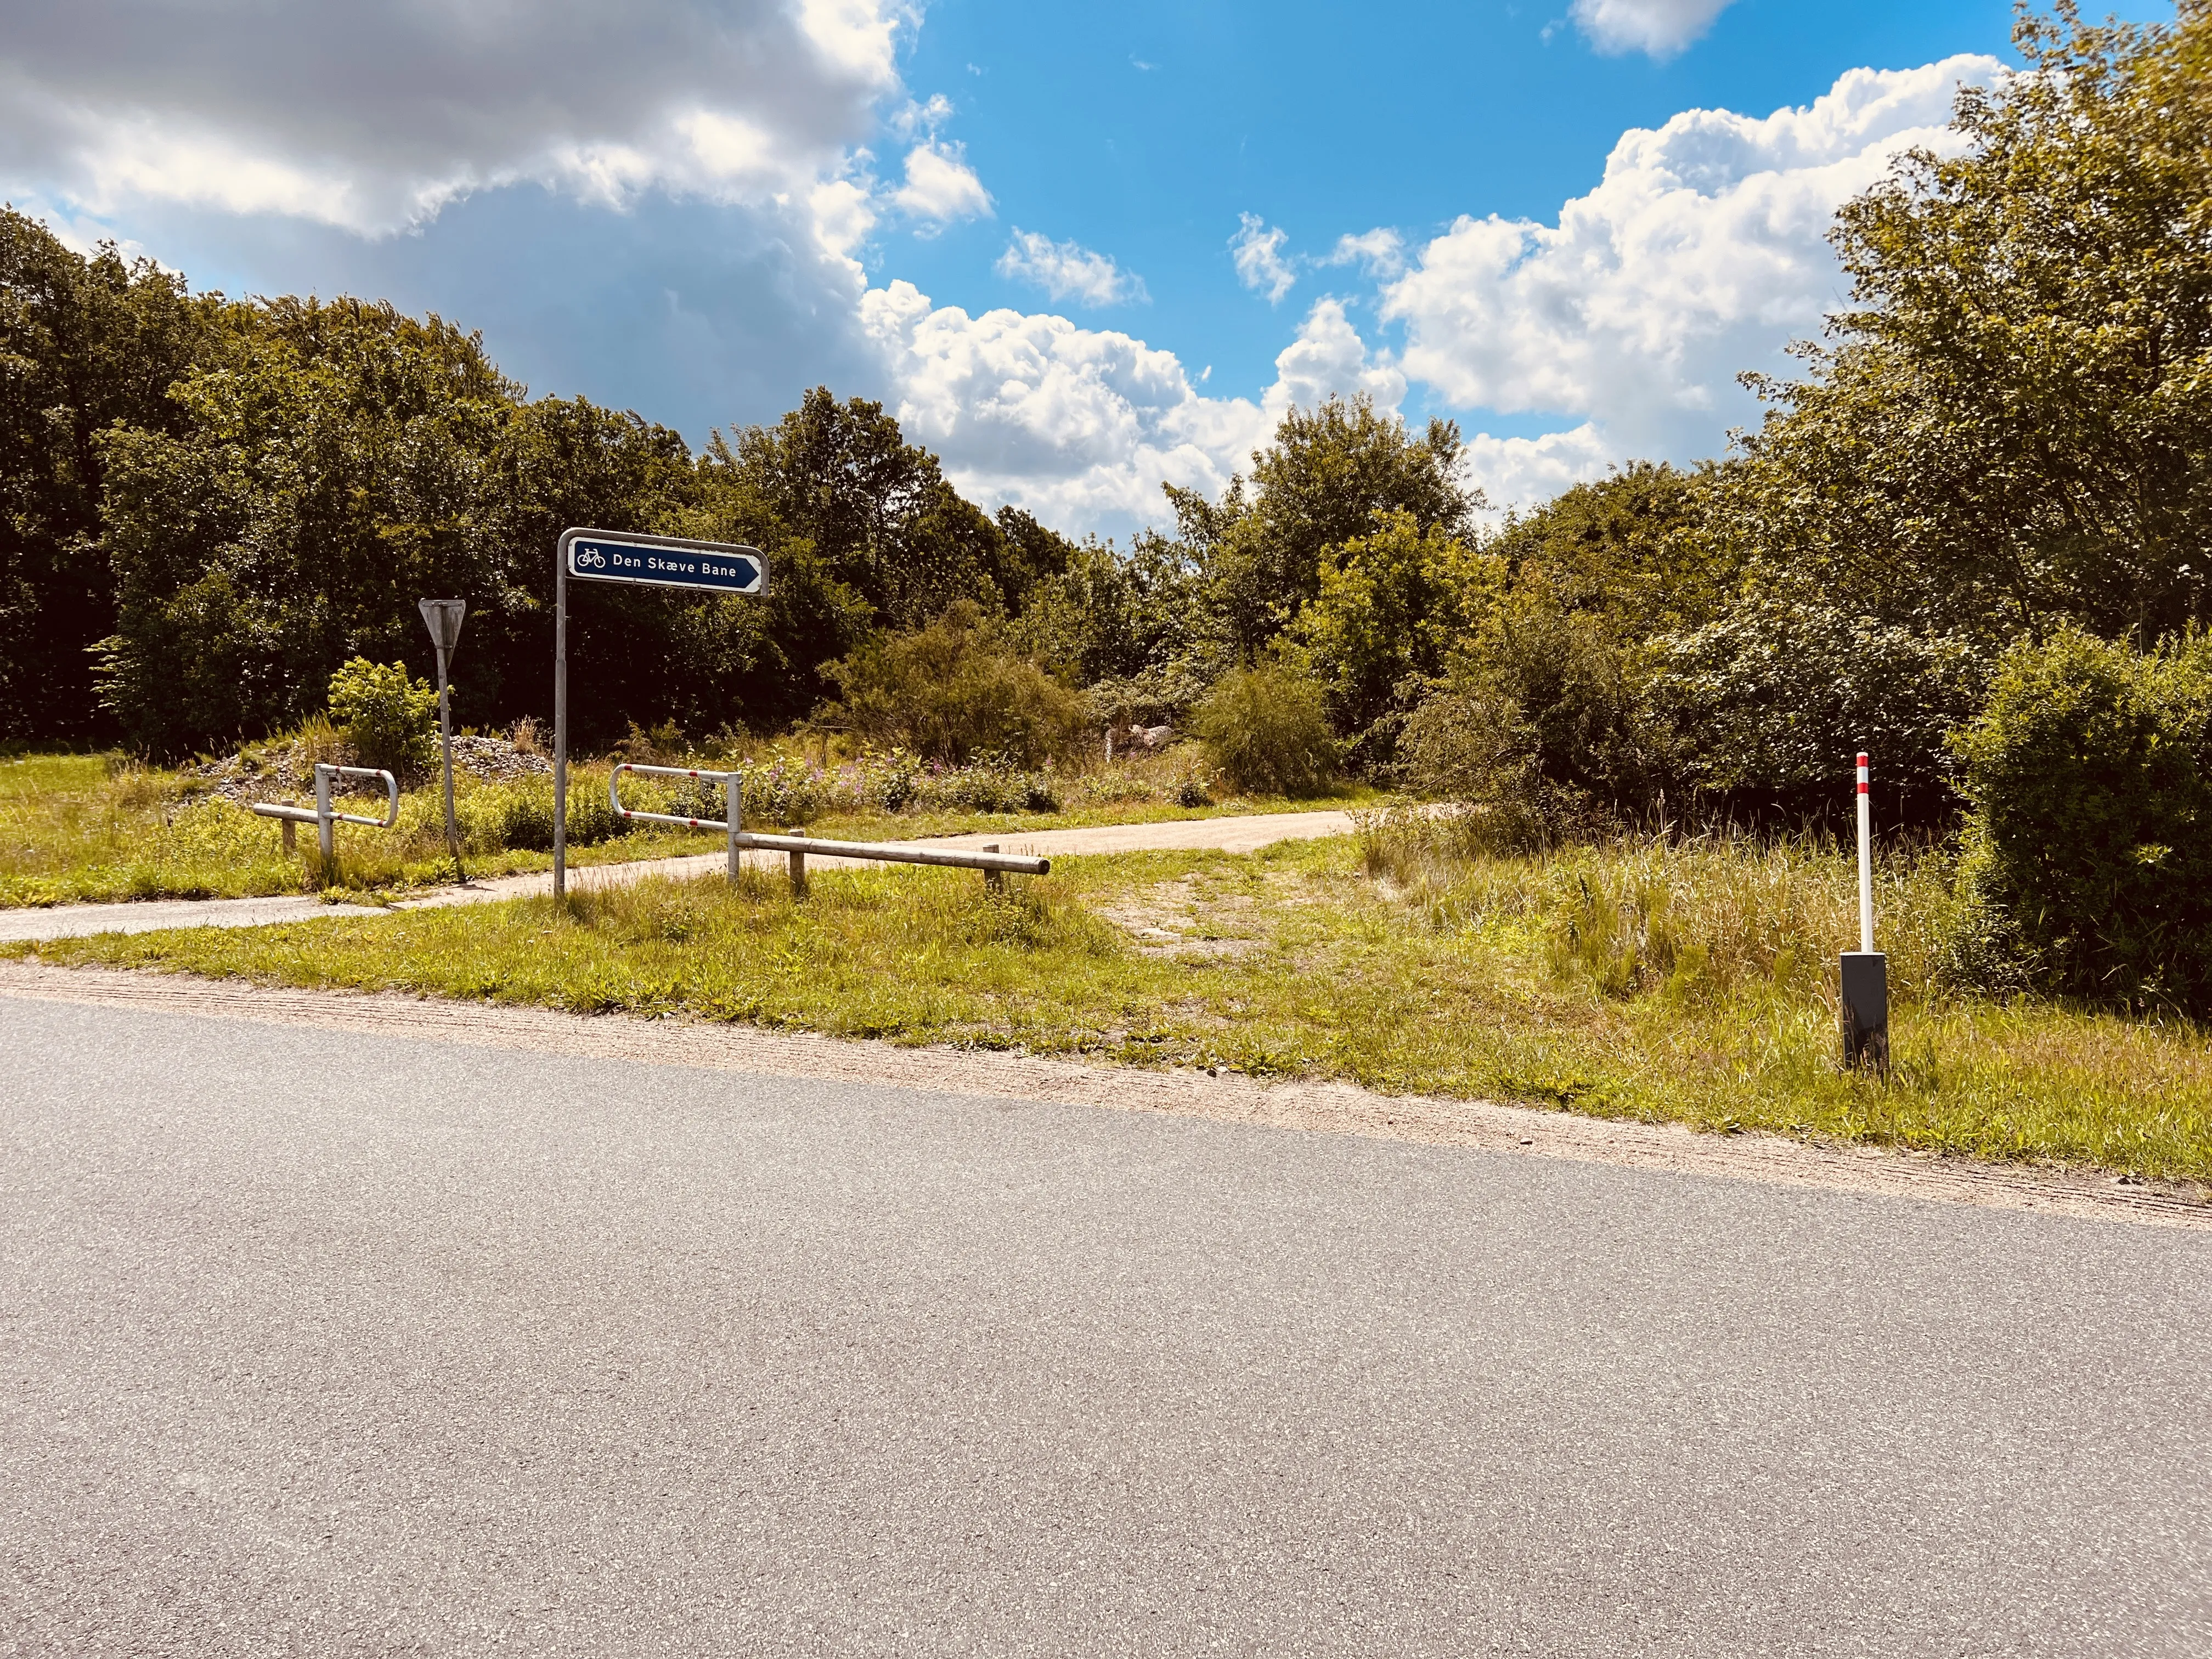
610,761 -> 1049,893
250,763 -> 401,873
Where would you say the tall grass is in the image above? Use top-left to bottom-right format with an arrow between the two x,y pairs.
1356,806 -> 1961,1006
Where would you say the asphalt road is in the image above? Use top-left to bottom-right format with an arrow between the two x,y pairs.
3,996 -> 2208,1657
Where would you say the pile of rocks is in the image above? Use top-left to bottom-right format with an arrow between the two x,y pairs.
449,734 -> 552,782
184,731 -> 550,803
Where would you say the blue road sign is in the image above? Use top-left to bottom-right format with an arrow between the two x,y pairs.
563,531 -> 766,596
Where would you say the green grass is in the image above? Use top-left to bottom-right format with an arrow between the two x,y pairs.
0,751 -> 1381,909
18,826 -> 2212,1185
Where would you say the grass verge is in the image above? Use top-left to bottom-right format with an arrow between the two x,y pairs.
0,752 -> 1379,908
14,830 -> 2211,1185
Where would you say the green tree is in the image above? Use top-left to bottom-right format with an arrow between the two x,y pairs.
1954,627 -> 2212,1011
0,210 -> 227,741
709,388 -> 1035,635
93,298 -> 519,753
821,601 -> 1088,765
94,298 -> 706,755
1722,1 -> 2212,644
1178,395 -> 1478,655
1292,511 -> 1498,763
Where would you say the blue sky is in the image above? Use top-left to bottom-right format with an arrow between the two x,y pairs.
0,0 -> 2160,535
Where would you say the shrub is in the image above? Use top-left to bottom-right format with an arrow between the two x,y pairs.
1193,664 -> 1337,797
823,603 -> 1091,767
911,749 -> 1060,815
1952,628 -> 2212,1012
1399,682 -> 1585,853
328,658 -> 438,778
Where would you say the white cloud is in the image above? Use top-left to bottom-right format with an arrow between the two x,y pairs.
891,94 -> 957,139
861,284 -> 1404,532
1460,426 -> 1619,516
889,140 -> 991,226
1263,299 -> 1404,422
996,230 -> 1148,307
1571,0 -> 1742,59
0,0 -> 912,234
1231,213 -> 1297,303
1326,228 -> 1407,277
1381,55 -> 2004,500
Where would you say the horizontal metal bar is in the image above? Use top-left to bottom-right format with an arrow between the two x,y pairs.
733,832 -> 1048,876
248,803 -> 391,828
612,762 -> 730,781
618,808 -> 731,832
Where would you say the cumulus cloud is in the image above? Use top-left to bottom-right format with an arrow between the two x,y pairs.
889,140 -> 991,227
1263,299 -> 1404,421
1571,0 -> 1742,59
996,229 -> 1148,307
1381,55 -> 2003,501
0,0 -> 908,233
860,284 -> 1404,532
1230,213 -> 1297,303
1326,228 -> 1407,277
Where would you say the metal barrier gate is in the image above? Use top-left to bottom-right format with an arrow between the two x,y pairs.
251,763 -> 401,872
610,763 -> 1049,894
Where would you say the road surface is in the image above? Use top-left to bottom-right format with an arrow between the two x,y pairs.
3,991 -> 2207,1656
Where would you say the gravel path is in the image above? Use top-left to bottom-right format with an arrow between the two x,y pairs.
0,809 -> 1362,943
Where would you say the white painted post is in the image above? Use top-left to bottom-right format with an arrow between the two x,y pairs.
1856,749 -> 1874,953
1841,746 -> 1888,1072
314,763 -> 335,878
726,770 -> 743,884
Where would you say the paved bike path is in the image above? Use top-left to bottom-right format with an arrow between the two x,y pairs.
0,809 -> 1361,943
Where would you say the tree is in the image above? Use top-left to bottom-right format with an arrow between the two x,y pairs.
0,211 -> 226,741
1293,511 -> 1498,764
1179,396 -> 1479,655
709,388 -> 1034,636
93,298 -> 707,754
1722,1 -> 2212,645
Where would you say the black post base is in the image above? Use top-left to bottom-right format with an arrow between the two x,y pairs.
1841,951 -> 1889,1073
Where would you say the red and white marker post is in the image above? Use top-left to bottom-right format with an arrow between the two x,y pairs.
1841,746 -> 1889,1071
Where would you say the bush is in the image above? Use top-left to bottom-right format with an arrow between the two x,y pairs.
823,603 -> 1091,767
1953,628 -> 2212,1012
1399,682 -> 1586,853
1649,595 -> 1990,826
328,658 -> 438,778
1193,664 -> 1337,796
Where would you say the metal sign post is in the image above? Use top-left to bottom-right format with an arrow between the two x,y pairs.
419,598 -> 467,879
552,529 -> 768,905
